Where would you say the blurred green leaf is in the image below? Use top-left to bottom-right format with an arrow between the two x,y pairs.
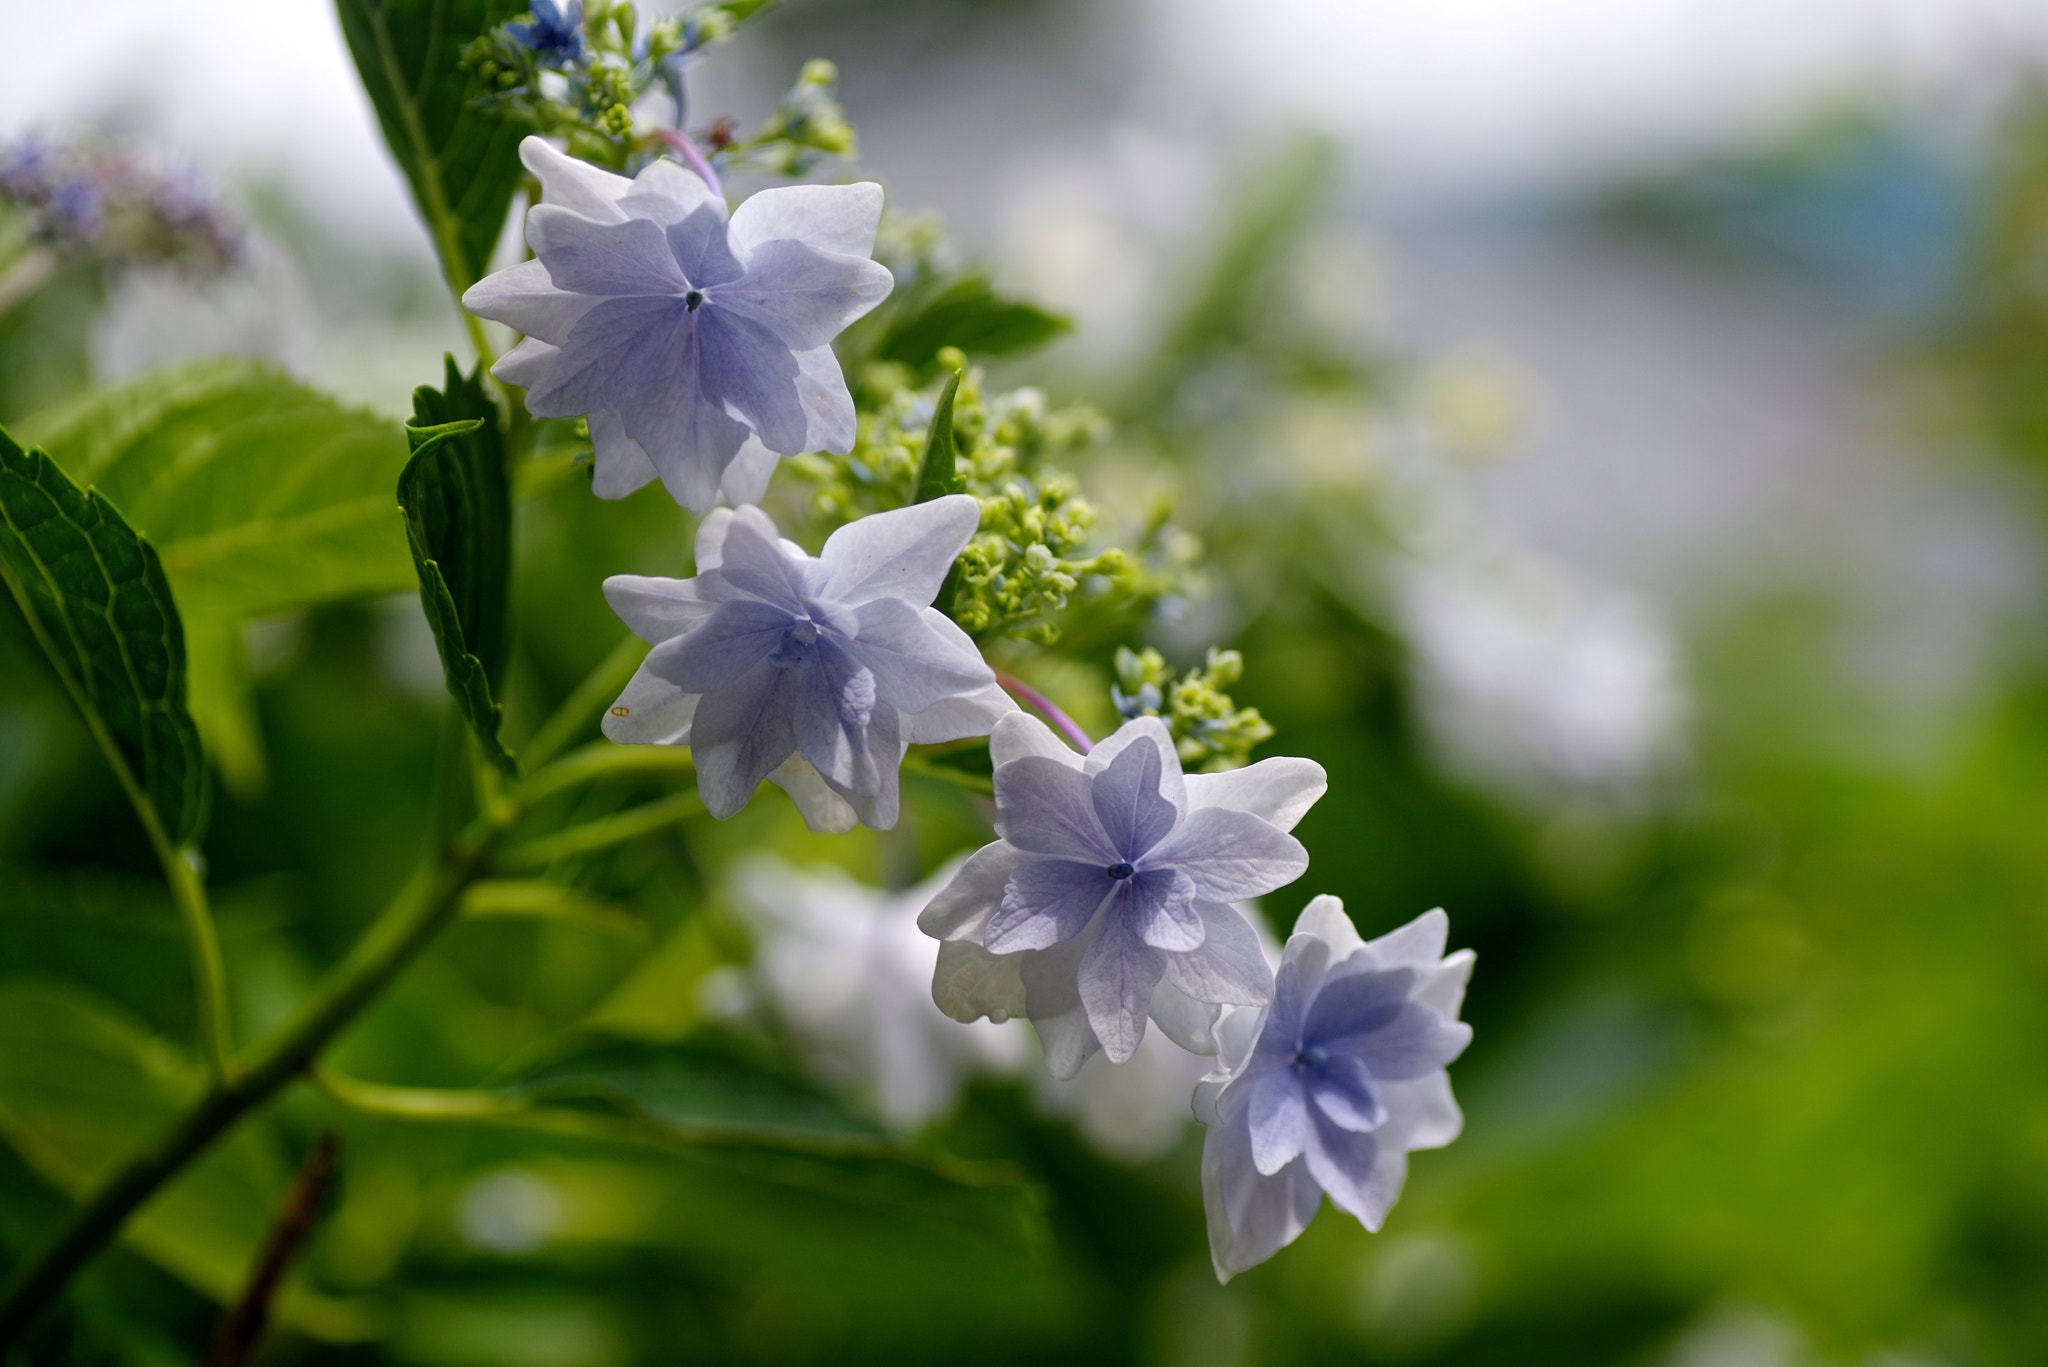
0,978 -> 365,1340
876,273 -> 1069,373
21,360 -> 416,797
507,1035 -> 888,1150
0,429 -> 207,844
399,361 -> 514,773
910,368 -> 966,505
334,0 -> 531,294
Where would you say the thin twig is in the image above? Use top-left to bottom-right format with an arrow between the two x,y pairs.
650,128 -> 722,197
202,1131 -> 340,1367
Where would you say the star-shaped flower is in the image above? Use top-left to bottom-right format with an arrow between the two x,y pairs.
601,496 -> 1010,830
464,136 -> 893,510
1195,898 -> 1473,1282
919,712 -> 1326,1077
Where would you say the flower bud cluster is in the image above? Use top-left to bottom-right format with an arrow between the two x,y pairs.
1113,646 -> 1275,772
463,1 -> 846,178
790,363 -> 1195,644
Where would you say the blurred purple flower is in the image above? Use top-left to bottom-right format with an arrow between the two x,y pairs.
601,498 -> 1010,830
920,713 -> 1326,1077
1195,899 -> 1473,1281
464,136 -> 893,510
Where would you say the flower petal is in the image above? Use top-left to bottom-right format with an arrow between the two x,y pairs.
1127,866 -> 1203,952
1300,967 -> 1414,1049
1148,977 -> 1220,1055
710,237 -> 894,350
1303,1111 -> 1401,1231
994,755 -> 1118,862
601,657 -> 697,745
703,506 -> 815,610
836,598 -> 994,713
1290,894 -> 1365,960
587,409 -> 662,499
794,344 -> 857,454
901,680 -> 1016,745
764,753 -> 858,833
696,307 -> 808,455
1076,911 -> 1166,1064
1183,756 -> 1328,833
1091,739 -> 1180,861
1164,902 -> 1277,1006
918,841 -> 1027,939
1415,949 -> 1476,1022
602,573 -> 719,644
1373,1072 -> 1464,1153
818,494 -> 981,606
1339,1004 -> 1472,1082
619,322 -> 754,512
528,207 -> 688,296
1085,717 -> 1186,815
812,694 -> 903,830
1362,907 -> 1452,971
524,294 -> 683,418
646,596 -> 792,693
1202,1113 -> 1323,1283
719,436 -> 780,507
615,154 -> 724,229
987,859 -> 1114,953
1021,927 -> 1101,1080
521,135 -> 631,220
1308,1054 -> 1386,1133
689,659 -> 801,818
990,709 -> 1084,770
728,181 -> 885,259
490,335 -> 559,389
1147,805 -> 1308,902
1247,1070 -> 1310,1176
663,201 -> 745,290
933,937 -> 1027,1023
462,257 -> 599,343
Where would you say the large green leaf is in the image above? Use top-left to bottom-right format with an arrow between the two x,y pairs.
399,359 -> 515,774
0,429 -> 207,845
0,979 -> 365,1340
22,360 -> 417,795
335,0 -> 532,294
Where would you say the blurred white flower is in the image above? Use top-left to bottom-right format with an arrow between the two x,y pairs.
1033,1010 -> 1216,1165
1397,542 -> 1685,801
728,854 -> 1026,1132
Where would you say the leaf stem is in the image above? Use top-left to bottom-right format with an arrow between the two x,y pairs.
0,808 -> 506,1346
995,672 -> 1093,754
495,790 -> 703,871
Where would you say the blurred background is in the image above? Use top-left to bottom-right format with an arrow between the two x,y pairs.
8,0 -> 2048,1363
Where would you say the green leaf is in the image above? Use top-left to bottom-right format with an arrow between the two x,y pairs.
405,356 -> 511,686
911,368 -> 967,505
399,361 -> 515,774
21,359 -> 418,797
334,0 -> 532,294
877,273 -> 1070,372
507,1034 -> 888,1150
0,429 -> 207,844
0,979 -> 365,1340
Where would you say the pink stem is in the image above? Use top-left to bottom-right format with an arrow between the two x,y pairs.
651,128 -> 722,198
996,672 -> 1093,755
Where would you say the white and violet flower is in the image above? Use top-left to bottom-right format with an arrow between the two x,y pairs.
602,497 -> 1011,830
919,712 -> 1325,1078
1195,897 -> 1473,1282
463,136 -> 893,511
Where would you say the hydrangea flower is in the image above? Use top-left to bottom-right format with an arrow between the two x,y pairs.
727,855 -> 1024,1131
463,136 -> 893,510
1195,898 -> 1473,1282
601,496 -> 1010,830
919,712 -> 1326,1078
507,0 -> 584,66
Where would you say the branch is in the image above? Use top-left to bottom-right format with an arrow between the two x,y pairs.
202,1131 -> 340,1367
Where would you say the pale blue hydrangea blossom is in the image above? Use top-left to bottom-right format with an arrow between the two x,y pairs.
602,496 -> 1010,830
1195,897 -> 1473,1282
463,136 -> 892,510
920,712 -> 1326,1078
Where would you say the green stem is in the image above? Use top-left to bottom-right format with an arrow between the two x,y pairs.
0,810 -> 505,1346
166,844 -> 238,1086
312,1064 -> 526,1121
495,790 -> 702,871
514,741 -> 694,805
520,634 -> 646,770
